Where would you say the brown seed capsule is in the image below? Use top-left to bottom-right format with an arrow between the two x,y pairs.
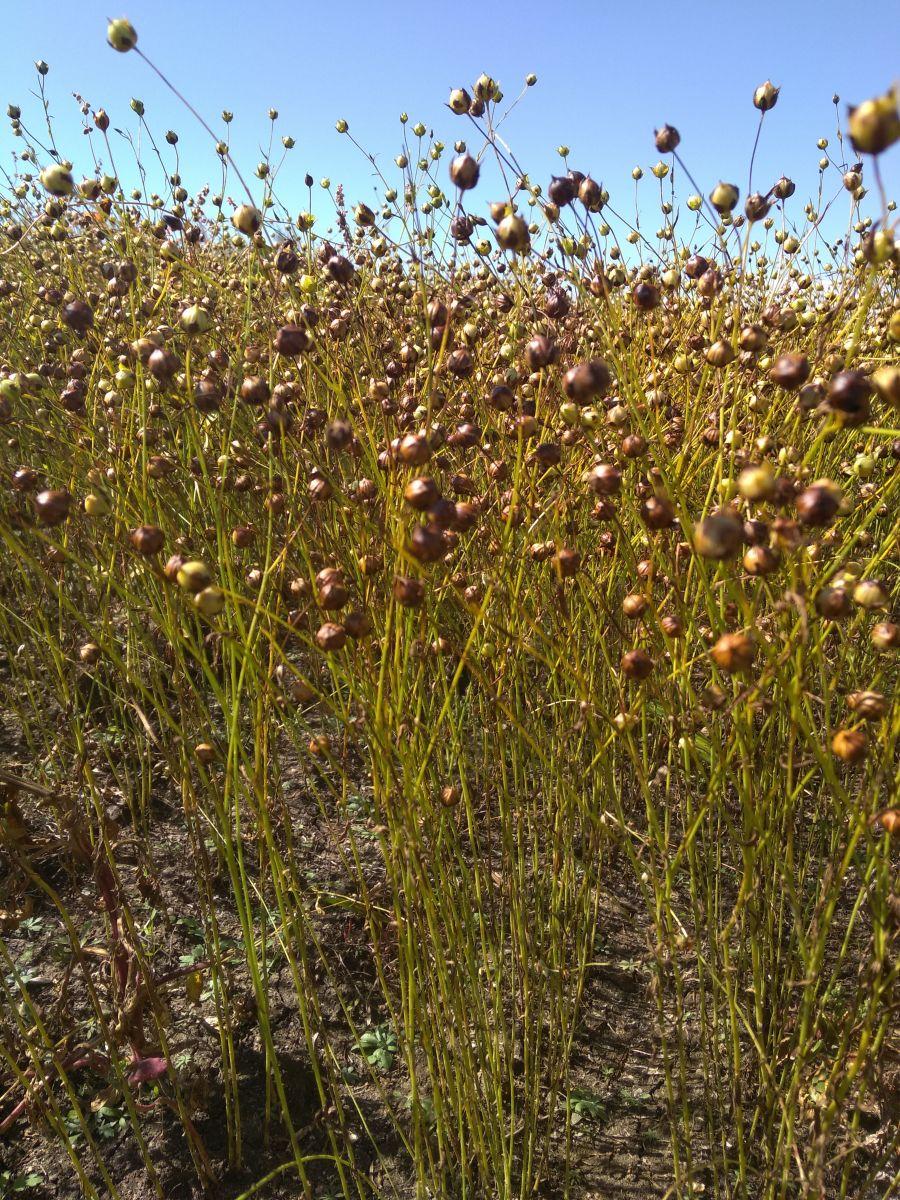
710,632 -> 755,673
795,480 -> 842,526
661,615 -> 683,638
743,519 -> 769,546
79,642 -> 102,666
532,441 -> 562,468
393,575 -> 425,607
309,476 -> 333,502
770,516 -> 800,549
326,254 -> 355,284
449,153 -> 480,190
743,545 -> 780,576
654,124 -> 681,153
706,340 -> 735,368
274,241 -> 299,273
440,784 -> 462,807
739,324 -> 767,352
318,580 -> 349,610
694,509 -> 743,560
34,488 -> 71,526
826,370 -> 871,423
398,434 -> 431,465
641,495 -> 675,529
622,593 -> 648,619
232,525 -> 254,548
316,621 -> 346,652
543,289 -> 570,320
240,375 -> 271,405
404,476 -> 440,511
408,523 -> 446,563
814,586 -> 850,619
147,347 -> 179,381
274,324 -> 311,356
697,268 -> 724,298
131,524 -> 164,555
554,547 -> 581,578
682,254 -> 709,280
525,335 -> 557,371
873,809 -> 900,835
344,609 -> 372,638
358,554 -> 382,577
587,464 -> 622,495
530,541 -> 554,562
428,497 -> 457,529
12,467 -> 39,492
578,176 -> 604,212
847,691 -> 888,720
620,649 -> 654,681
871,622 -> 899,650
632,282 -> 660,311
61,299 -> 94,334
563,359 -> 612,404
769,353 -> 810,390
831,728 -> 867,763
488,384 -> 515,412
744,192 -> 771,221
548,175 -> 577,206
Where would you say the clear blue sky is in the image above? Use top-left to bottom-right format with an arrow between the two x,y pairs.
2,0 -> 897,242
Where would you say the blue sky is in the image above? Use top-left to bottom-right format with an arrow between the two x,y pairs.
2,0 -> 897,244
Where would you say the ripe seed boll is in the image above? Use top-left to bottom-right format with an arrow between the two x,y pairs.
831,728 -> 867,763
316,622 -> 346,651
620,649 -> 654,681
847,691 -> 887,720
654,124 -> 680,153
753,81 -> 780,111
710,632 -> 755,673
871,622 -> 898,650
131,525 -> 164,556
34,489 -> 72,525
449,154 -> 480,190
795,480 -> 842,526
